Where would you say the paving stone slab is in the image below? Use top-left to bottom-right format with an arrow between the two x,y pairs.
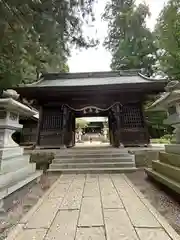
121,195 -> 161,228
60,177 -> 85,210
14,228 -> 47,240
59,174 -> 75,183
86,174 -> 99,182
48,183 -> 70,199
99,176 -> 123,209
101,194 -> 123,209
25,197 -> 63,229
78,197 -> 103,227
98,174 -> 110,180
76,227 -> 106,240
110,174 -> 126,180
83,181 -> 100,197
123,175 -> 146,199
104,208 -> 139,240
45,210 -> 79,240
99,175 -> 117,196
60,191 -> 83,210
111,176 -> 137,197
20,176 -> 64,224
136,228 -> 171,240
74,174 -> 86,181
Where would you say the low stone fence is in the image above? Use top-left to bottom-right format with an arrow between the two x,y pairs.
129,149 -> 160,168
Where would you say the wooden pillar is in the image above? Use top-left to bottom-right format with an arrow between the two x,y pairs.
141,103 -> 150,145
112,121 -> 116,147
36,106 -> 43,147
61,105 -> 68,147
68,111 -> 73,147
108,115 -> 111,145
108,112 -> 112,145
65,109 -> 74,148
72,114 -> 75,147
111,103 -> 123,148
62,106 -> 76,148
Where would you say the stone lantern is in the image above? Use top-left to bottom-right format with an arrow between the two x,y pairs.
147,81 -> 180,153
0,90 -> 42,200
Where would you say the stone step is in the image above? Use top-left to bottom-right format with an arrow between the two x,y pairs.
55,153 -> 129,158
1,155 -> 30,172
145,168 -> 180,195
49,162 -> 135,170
57,149 -> 128,154
0,170 -> 42,200
159,152 -> 180,168
0,163 -> 36,189
48,167 -> 137,173
152,161 -> 180,183
69,146 -> 116,150
53,156 -> 133,163
49,146 -> 135,173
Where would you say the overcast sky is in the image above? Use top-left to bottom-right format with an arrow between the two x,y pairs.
68,0 -> 168,72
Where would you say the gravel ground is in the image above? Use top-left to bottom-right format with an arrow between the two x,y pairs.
126,170 -> 180,235
0,172 -> 60,240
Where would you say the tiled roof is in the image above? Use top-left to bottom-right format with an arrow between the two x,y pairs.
27,71 -> 167,88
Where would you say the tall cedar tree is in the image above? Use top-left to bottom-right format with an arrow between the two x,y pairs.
103,0 -> 157,77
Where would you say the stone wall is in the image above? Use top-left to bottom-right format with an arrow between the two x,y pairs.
130,150 -> 160,168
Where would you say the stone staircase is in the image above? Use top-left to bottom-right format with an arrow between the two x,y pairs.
145,144 -> 180,194
48,146 -> 136,173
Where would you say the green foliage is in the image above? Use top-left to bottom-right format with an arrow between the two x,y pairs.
0,0 -> 97,89
76,118 -> 88,129
151,138 -> 171,144
103,0 -> 157,76
162,134 -> 172,140
151,134 -> 172,144
155,0 -> 180,79
144,95 -> 168,130
146,111 -> 167,129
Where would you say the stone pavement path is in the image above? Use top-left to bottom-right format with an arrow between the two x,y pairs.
6,174 -> 180,240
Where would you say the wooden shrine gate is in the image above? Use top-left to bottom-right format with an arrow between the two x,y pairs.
37,101 -> 149,148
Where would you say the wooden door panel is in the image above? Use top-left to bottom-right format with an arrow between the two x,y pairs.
120,103 -> 149,145
39,108 -> 63,146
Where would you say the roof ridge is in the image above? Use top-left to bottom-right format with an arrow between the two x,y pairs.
41,70 -> 140,80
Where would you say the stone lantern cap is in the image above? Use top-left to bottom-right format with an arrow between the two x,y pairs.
147,81 -> 180,112
0,98 -> 37,117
